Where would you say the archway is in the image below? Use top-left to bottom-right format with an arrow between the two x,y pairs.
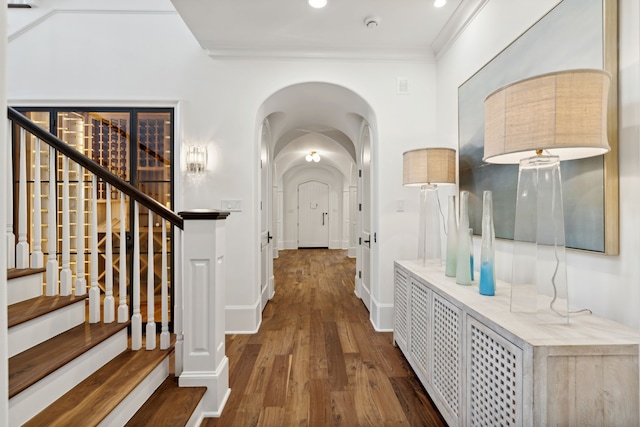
255,82 -> 378,315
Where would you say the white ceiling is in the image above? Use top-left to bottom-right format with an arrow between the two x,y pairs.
170,0 -> 485,61
167,0 -> 487,175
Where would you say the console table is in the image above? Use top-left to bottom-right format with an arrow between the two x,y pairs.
394,260 -> 640,427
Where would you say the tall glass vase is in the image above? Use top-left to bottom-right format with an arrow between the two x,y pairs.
479,191 -> 495,296
456,191 -> 471,285
444,195 -> 457,277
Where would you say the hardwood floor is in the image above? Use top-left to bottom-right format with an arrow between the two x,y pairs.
202,249 -> 446,427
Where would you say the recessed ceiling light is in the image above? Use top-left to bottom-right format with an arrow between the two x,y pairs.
308,0 -> 327,8
434,0 -> 446,7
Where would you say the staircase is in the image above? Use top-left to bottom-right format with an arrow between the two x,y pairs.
5,108 -> 228,426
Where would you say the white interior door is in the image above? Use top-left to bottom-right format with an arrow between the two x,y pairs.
360,126 -> 372,311
298,181 -> 329,248
260,124 -> 273,311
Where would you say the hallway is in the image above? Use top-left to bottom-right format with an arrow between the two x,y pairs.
203,249 -> 446,426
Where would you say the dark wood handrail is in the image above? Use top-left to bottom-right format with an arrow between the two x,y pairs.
8,107 -> 184,229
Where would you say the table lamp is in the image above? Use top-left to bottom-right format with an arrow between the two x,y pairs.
483,69 -> 611,321
403,147 -> 456,265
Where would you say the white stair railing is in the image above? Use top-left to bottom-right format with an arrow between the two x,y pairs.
8,107 -> 186,359
89,174 -> 100,322
118,190 -> 128,323
6,119 -> 16,269
132,201 -> 142,350
75,164 -> 86,296
146,211 -> 156,350
45,146 -> 59,296
16,128 -> 29,268
60,156 -> 72,296
104,184 -> 115,323
30,137 -> 44,268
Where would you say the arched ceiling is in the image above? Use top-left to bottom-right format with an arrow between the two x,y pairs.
261,82 -> 374,180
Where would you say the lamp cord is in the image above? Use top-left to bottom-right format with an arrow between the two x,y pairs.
548,166 -> 592,318
438,195 -> 447,236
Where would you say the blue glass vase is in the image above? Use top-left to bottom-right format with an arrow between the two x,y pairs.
479,191 -> 495,296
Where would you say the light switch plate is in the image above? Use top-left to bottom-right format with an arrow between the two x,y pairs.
221,200 -> 242,212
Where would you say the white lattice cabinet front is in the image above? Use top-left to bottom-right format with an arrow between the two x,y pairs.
393,260 -> 640,427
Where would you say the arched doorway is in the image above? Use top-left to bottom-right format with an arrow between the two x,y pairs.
256,82 -> 377,316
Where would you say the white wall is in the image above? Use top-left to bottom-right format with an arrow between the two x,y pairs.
437,0 -> 640,329
6,3 -> 438,332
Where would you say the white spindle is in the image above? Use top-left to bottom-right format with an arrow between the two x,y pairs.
59,156 -> 72,295
132,201 -> 142,350
118,191 -> 129,322
30,138 -> 44,268
160,218 -> 170,350
174,229 -> 184,376
16,128 -> 29,268
89,174 -> 100,322
45,146 -> 59,296
146,211 -> 156,350
104,184 -> 115,322
75,165 -> 86,296
6,119 -> 16,269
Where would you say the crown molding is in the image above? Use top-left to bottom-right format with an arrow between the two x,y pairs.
206,46 -> 436,63
432,0 -> 489,59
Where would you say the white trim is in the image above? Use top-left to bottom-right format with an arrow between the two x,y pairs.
180,356 -> 231,418
207,47 -> 435,63
370,295 -> 394,332
225,300 -> 262,334
432,0 -> 490,59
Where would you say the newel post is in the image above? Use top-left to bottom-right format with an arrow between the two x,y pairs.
178,209 -> 231,417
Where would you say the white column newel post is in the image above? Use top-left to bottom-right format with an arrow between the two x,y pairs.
146,211 -> 156,350
45,146 -> 59,296
118,191 -> 128,322
30,138 -> 44,268
178,209 -> 230,417
59,156 -> 72,295
89,175 -> 100,322
75,164 -> 86,296
160,218 -> 170,350
6,119 -> 16,269
131,201 -> 142,350
16,128 -> 29,268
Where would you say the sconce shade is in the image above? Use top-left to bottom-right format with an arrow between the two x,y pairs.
403,147 -> 456,186
483,69 -> 611,164
186,145 -> 207,175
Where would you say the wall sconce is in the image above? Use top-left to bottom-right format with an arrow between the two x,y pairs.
186,145 -> 207,176
305,151 -> 321,162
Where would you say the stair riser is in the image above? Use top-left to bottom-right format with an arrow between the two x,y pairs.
8,301 -> 85,358
8,274 -> 43,305
98,358 -> 170,427
9,328 -> 128,427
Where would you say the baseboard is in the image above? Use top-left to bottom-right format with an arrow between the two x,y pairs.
329,240 -> 341,249
225,300 -> 261,334
180,356 -> 230,417
282,240 -> 297,250
347,247 -> 357,258
370,296 -> 394,332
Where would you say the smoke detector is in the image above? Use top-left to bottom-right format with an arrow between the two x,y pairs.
364,16 -> 380,29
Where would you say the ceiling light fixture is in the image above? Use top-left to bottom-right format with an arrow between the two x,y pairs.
434,0 -> 446,7
305,151 -> 321,162
308,0 -> 327,9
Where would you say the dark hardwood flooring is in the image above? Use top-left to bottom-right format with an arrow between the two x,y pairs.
202,249 -> 446,427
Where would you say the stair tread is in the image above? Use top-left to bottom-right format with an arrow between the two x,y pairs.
24,343 -> 174,427
9,321 -> 129,398
7,267 -> 46,280
126,376 -> 206,427
8,294 -> 88,328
